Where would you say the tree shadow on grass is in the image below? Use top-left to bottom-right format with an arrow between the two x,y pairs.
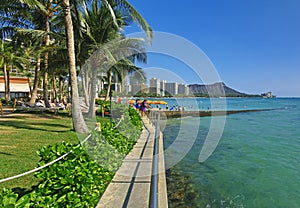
0,120 -> 72,133
0,152 -> 13,156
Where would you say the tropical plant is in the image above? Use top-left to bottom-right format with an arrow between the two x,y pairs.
0,39 -> 28,101
0,0 -> 152,133
0,104 -> 143,207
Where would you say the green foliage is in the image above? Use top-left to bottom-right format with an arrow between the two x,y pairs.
0,97 -> 14,105
94,104 -> 142,161
83,132 -> 123,172
28,142 -> 113,207
95,99 -> 110,106
128,106 -> 143,128
0,104 -> 143,207
95,99 -> 110,112
0,188 -> 30,208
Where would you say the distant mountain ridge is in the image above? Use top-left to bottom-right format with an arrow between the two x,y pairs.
188,82 -> 258,97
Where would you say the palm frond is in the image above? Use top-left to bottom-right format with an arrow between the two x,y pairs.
102,0 -> 118,28
117,0 -> 152,40
16,28 -> 64,42
19,0 -> 46,13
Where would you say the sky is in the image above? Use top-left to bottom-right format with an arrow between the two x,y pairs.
125,0 -> 300,97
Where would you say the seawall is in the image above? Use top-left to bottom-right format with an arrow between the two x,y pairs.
96,116 -> 168,207
150,109 -> 274,119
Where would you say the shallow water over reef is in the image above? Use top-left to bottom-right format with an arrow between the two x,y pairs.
163,98 -> 300,207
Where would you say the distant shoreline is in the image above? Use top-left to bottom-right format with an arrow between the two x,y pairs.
149,108 -> 276,119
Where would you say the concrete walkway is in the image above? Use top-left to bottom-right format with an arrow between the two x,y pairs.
96,117 -> 168,208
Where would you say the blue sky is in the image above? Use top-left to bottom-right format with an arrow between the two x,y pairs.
126,0 -> 300,97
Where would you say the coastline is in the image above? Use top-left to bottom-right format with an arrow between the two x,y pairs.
149,108 -> 275,119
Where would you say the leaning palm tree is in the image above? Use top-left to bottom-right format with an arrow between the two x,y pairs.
60,0 -> 152,131
84,37 -> 147,118
104,57 -> 146,101
76,0 -> 151,118
58,0 -> 89,133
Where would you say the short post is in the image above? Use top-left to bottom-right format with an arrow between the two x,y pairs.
13,99 -> 17,112
109,88 -> 112,123
0,101 -> 3,116
96,122 -> 101,132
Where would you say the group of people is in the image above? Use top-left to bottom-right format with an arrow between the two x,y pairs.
168,105 -> 186,111
133,99 -> 147,117
20,97 -> 71,111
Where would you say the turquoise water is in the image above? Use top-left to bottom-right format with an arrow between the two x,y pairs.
163,98 -> 300,207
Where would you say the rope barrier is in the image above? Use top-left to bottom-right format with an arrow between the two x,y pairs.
0,151 -> 71,183
114,114 -> 124,129
0,112 -> 125,184
0,128 -> 96,184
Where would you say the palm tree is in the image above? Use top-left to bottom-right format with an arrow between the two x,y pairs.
0,39 -> 27,101
60,0 -> 90,133
13,36 -> 45,105
2,0 -> 90,133
0,0 -> 57,107
1,0 -> 152,133
47,46 -> 70,101
0,40 -> 14,101
83,37 -> 147,118
104,57 -> 146,100
76,0 -> 151,118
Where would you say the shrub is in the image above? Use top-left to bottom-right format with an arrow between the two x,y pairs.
0,104 -> 143,207
0,188 -> 31,208
29,142 -> 113,207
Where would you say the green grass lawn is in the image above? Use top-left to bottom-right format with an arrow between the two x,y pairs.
0,112 -> 78,192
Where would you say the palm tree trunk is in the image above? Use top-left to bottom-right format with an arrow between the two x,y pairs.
80,69 -> 89,106
105,72 -> 112,101
62,0 -> 89,133
3,64 -> 10,101
87,64 -> 97,118
52,73 -> 57,100
29,53 -> 41,106
121,69 -> 127,94
43,15 -> 51,108
43,72 -> 50,106
28,76 -> 32,94
60,79 -> 64,101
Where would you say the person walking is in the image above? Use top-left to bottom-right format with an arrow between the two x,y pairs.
134,99 -> 140,111
140,100 -> 147,117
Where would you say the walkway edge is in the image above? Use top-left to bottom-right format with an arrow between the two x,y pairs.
158,131 -> 168,208
96,117 -> 168,208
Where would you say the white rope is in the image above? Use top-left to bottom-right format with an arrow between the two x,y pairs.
114,115 -> 124,129
0,128 -> 96,184
0,151 -> 71,183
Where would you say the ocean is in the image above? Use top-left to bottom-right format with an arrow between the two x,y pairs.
161,98 -> 300,207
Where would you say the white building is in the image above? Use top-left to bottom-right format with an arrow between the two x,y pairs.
160,80 -> 166,96
178,83 -> 189,95
165,82 -> 178,96
150,78 -> 160,95
131,84 -> 149,95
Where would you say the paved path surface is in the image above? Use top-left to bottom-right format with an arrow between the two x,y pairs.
96,117 -> 168,208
